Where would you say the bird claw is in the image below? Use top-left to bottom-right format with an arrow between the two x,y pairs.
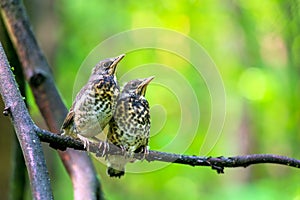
120,146 -> 130,158
84,142 -> 90,152
141,146 -> 149,161
98,141 -> 109,158
78,135 -> 90,151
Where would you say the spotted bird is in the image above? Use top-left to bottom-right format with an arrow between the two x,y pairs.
106,76 -> 154,178
60,54 -> 125,150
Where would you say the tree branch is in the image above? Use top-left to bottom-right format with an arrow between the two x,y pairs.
37,127 -> 300,174
0,43 -> 53,200
0,0 -> 103,199
0,12 -> 27,199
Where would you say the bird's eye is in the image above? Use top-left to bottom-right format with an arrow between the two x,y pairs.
104,62 -> 112,68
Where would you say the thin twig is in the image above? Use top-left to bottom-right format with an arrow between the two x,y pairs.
37,127 -> 300,174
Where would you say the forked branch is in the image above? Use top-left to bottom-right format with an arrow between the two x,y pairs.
0,43 -> 53,200
0,0 -> 103,199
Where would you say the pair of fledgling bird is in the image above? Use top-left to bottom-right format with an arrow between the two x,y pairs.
60,54 -> 153,178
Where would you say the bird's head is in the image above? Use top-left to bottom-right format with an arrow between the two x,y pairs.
91,54 -> 125,77
122,76 -> 154,97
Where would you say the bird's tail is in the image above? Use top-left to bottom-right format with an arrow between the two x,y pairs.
106,155 -> 130,178
107,166 -> 125,178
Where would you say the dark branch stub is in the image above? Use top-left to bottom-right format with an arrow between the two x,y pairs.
3,106 -> 10,116
211,165 -> 224,174
29,72 -> 46,88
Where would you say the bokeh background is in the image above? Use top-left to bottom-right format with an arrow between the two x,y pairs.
1,0 -> 300,199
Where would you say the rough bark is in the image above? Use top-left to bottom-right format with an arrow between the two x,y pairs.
0,43 -> 53,200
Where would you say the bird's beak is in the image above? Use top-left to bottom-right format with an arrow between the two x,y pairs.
139,76 -> 155,96
109,54 -> 125,75
141,76 -> 155,86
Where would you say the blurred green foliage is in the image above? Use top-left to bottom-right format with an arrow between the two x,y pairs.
25,0 -> 300,199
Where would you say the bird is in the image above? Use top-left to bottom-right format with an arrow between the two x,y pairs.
60,54 -> 125,150
106,76 -> 154,178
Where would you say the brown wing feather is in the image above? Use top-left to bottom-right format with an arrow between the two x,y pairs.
61,83 -> 88,131
61,110 -> 74,130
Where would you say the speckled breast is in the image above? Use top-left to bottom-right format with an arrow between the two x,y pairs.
76,76 -> 119,137
108,96 -> 150,152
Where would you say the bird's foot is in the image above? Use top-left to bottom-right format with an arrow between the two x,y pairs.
141,146 -> 150,161
120,146 -> 130,158
78,135 -> 91,151
59,130 -> 65,136
98,141 -> 109,158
